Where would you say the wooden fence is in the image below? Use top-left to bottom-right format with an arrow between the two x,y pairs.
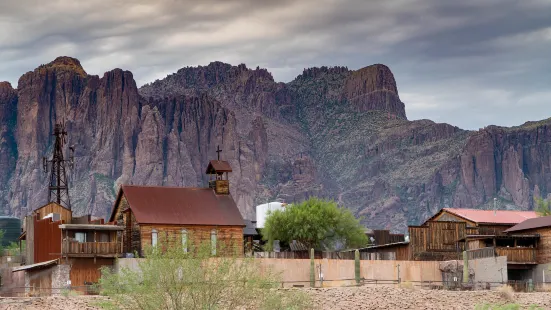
254,251 -> 396,260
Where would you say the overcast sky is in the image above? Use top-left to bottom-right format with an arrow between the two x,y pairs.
1,0 -> 550,129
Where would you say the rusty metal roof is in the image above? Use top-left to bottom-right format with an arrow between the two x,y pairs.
117,185 -> 245,226
504,216 -> 551,233
206,160 -> 232,173
442,208 -> 538,225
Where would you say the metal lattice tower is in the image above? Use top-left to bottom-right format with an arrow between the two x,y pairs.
43,123 -> 74,210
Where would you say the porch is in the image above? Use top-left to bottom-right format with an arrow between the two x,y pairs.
59,224 -> 124,258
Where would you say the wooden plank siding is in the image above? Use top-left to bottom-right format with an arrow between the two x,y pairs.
408,226 -> 428,259
505,227 -> 551,264
69,258 -> 114,288
140,224 -> 244,256
364,244 -> 410,260
427,221 -> 466,251
433,211 -> 475,226
33,202 -> 72,223
495,247 -> 536,263
34,216 -> 62,264
477,225 -> 512,235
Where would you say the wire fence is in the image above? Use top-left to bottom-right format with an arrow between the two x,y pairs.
2,279 -> 549,297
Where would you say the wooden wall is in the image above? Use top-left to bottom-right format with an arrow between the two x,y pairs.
408,226 -> 428,259
368,230 -> 405,245
433,211 -> 475,226
140,224 -> 244,256
512,227 -> 551,264
467,239 -> 485,250
33,202 -> 72,223
366,244 -> 410,260
34,216 -> 62,264
477,225 -> 512,235
427,221 -> 466,251
69,258 -> 114,287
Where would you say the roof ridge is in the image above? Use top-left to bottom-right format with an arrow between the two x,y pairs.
122,185 -> 211,190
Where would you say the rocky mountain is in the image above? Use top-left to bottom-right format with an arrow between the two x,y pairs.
1,56 -> 550,232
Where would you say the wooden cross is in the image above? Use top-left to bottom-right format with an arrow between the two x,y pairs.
216,145 -> 222,161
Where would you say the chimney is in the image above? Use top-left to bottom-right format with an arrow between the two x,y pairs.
494,198 -> 497,216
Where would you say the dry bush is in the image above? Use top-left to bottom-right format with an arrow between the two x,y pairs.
98,241 -> 312,310
496,285 -> 515,301
398,281 -> 415,290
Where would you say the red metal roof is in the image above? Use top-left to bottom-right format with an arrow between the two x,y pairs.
504,216 -> 551,233
206,160 -> 232,173
116,185 -> 245,226
442,208 -> 538,225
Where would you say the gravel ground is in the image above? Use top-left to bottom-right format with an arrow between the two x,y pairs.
1,286 -> 550,309
307,286 -> 551,310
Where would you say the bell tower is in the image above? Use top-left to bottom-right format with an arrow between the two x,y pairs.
205,145 -> 232,195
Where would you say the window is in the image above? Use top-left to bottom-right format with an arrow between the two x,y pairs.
182,229 -> 188,253
211,229 -> 217,255
152,229 -> 158,247
75,232 -> 86,243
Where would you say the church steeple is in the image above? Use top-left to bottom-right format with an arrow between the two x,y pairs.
205,145 -> 232,195
42,122 -> 74,209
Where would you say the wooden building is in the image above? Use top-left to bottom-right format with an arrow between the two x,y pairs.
109,159 -> 245,257
504,216 -> 551,264
408,208 -> 539,261
16,202 -> 123,295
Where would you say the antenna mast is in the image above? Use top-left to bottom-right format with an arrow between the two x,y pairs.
42,122 -> 75,210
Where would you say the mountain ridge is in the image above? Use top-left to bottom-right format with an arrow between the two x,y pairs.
1,56 -> 550,233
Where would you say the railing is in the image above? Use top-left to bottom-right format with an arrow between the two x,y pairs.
62,241 -> 122,255
495,247 -> 536,263
466,247 -> 495,260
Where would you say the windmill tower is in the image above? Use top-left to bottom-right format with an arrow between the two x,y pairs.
42,122 -> 74,210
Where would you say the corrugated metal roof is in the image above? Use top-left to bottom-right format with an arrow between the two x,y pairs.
206,160 -> 232,173
442,208 -> 538,224
504,216 -> 551,233
12,259 -> 58,272
120,185 -> 245,226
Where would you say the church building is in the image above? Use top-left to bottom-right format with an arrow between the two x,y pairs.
109,156 -> 245,257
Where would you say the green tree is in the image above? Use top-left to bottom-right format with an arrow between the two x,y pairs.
98,240 -> 311,310
262,197 -> 368,251
534,196 -> 551,216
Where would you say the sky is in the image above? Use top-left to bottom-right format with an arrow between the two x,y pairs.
1,0 -> 550,130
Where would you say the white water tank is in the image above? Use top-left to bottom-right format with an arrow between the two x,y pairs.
256,202 -> 286,228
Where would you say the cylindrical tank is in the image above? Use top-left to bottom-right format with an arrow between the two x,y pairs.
256,202 -> 286,228
0,216 -> 22,247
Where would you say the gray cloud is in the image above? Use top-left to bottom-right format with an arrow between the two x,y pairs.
1,0 -> 550,129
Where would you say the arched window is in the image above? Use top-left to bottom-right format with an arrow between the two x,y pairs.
152,229 -> 158,247
182,229 -> 188,253
211,229 -> 217,255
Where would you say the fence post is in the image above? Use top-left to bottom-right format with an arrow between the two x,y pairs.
463,251 -> 469,284
355,249 -> 360,286
310,248 -> 315,288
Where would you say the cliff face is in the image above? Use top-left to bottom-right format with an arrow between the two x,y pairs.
1,57 -> 550,232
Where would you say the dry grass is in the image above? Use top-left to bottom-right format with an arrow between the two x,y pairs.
398,281 -> 416,290
496,285 -> 515,301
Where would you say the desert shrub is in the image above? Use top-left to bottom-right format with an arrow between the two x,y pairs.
398,281 -> 415,290
98,241 -> 311,310
496,284 -> 515,301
